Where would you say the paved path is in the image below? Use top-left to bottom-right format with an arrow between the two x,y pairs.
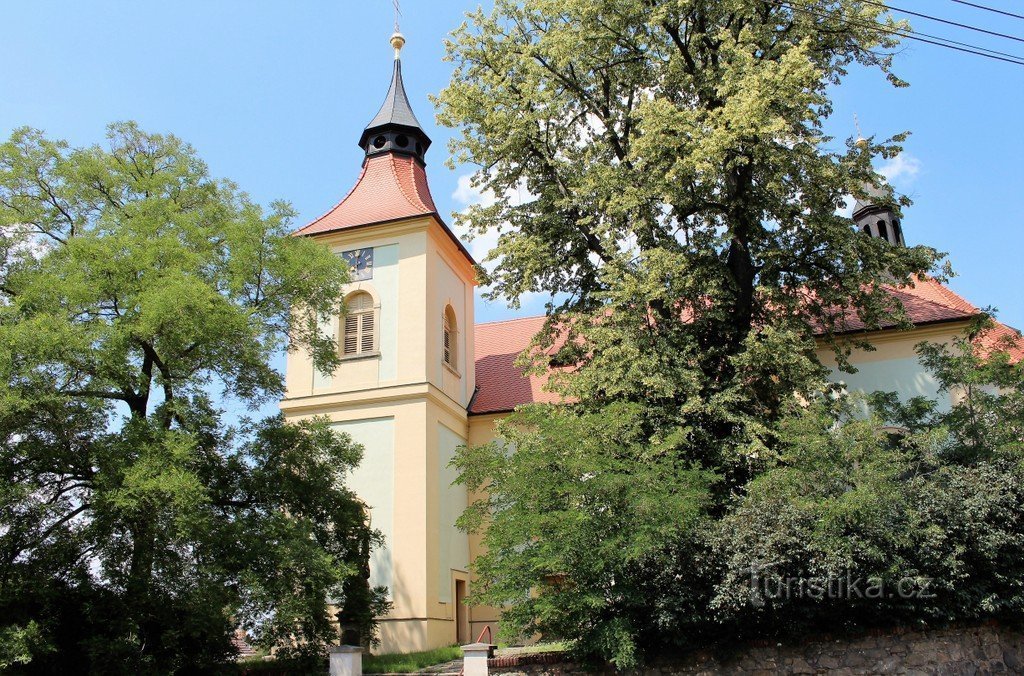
365,644 -> 564,675
364,657 -> 462,676
415,658 -> 462,674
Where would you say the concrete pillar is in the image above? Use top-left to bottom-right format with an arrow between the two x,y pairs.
462,642 -> 491,676
329,645 -> 363,676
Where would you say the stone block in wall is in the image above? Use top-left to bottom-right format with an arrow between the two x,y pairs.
487,621 -> 1024,676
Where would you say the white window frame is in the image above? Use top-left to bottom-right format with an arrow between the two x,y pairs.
443,304 -> 459,374
341,291 -> 379,359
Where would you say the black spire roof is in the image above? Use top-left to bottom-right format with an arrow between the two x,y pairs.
365,60 -> 423,130
358,37 -> 432,165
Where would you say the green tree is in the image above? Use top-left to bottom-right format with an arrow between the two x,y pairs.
439,0 -> 949,666
713,320 -> 1024,640
0,123 -> 387,673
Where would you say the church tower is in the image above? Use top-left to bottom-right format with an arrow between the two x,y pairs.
854,183 -> 905,247
281,32 -> 478,653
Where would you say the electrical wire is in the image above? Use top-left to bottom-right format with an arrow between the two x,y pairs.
860,13 -> 1024,61
951,0 -> 1024,22
860,0 -> 1024,44
779,0 -> 1024,67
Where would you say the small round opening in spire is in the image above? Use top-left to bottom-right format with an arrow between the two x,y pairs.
390,32 -> 406,59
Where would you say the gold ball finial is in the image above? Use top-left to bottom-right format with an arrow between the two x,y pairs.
390,32 -> 406,59
854,113 -> 867,149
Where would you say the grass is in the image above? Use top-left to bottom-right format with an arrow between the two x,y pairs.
498,641 -> 570,655
362,645 -> 463,674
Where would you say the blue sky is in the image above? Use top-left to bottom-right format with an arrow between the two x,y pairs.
3,1 -> 1021,326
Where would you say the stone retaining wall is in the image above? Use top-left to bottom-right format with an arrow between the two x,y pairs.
489,621 -> 1023,675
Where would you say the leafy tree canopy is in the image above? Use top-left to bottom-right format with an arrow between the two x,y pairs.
0,123 -> 386,673
438,0 -> 1019,667
438,0 -> 945,468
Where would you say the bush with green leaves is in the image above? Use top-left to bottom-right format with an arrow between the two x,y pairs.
457,319 -> 1024,668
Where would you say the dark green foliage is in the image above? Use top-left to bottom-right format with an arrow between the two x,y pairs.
0,124 -> 387,673
457,317 -> 1024,667
712,396 -> 1024,639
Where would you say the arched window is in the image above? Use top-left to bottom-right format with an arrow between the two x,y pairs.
443,305 -> 458,370
893,219 -> 903,245
862,224 -> 871,235
877,219 -> 889,242
342,292 -> 376,357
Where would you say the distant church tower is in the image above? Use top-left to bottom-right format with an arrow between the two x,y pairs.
854,184 -> 905,247
282,32 -> 478,653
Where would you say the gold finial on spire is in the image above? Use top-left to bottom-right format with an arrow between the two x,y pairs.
391,31 -> 406,59
854,113 -> 868,149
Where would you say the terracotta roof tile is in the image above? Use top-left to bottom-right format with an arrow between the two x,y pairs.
471,316 -> 561,415
293,152 -> 476,264
294,154 -> 438,237
901,275 -> 978,315
470,280 -> 1018,415
828,280 -> 976,334
974,321 -> 1024,363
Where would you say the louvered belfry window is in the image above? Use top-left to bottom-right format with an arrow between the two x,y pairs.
443,305 -> 457,369
343,292 -> 376,356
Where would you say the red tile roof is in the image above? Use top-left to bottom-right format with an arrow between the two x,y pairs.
471,316 -> 562,415
295,154 -> 438,237
826,276 -> 979,334
470,279 -> 1020,415
975,320 -> 1024,363
902,276 -> 978,316
293,152 -> 476,264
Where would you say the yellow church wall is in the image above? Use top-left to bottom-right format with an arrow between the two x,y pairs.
424,397 -> 473,646
284,218 -> 437,399
463,413 -> 508,642
433,423 -> 470,605
282,216 -> 480,655
281,391 -> 472,653
285,390 -> 480,654
814,321 -> 971,410
331,416 -> 397,593
279,397 -> 428,619
426,224 -> 477,409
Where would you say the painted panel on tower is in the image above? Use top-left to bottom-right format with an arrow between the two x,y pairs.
437,424 -> 470,603
331,417 -> 395,593
313,244 -> 399,389
375,244 -> 399,381
434,254 -> 468,405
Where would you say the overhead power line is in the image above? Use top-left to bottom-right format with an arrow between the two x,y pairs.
951,0 -> 1024,22
886,30 -> 1024,65
780,1 -> 1024,67
861,14 -> 1024,61
860,0 -> 1024,44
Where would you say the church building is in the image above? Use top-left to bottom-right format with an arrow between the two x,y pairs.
280,34 -> 1022,654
